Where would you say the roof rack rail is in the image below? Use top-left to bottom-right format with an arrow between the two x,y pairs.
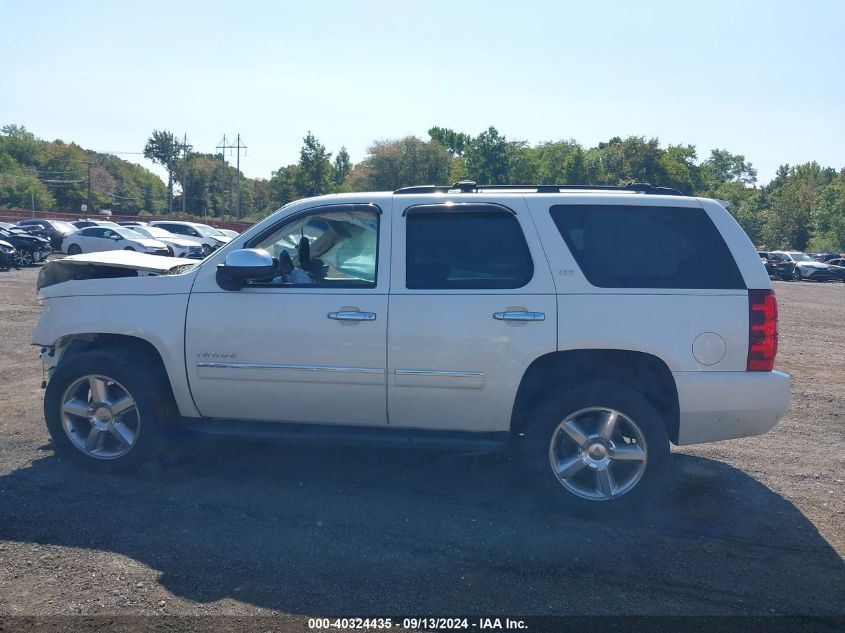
394,181 -> 684,196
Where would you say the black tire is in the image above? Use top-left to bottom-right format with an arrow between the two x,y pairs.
523,382 -> 670,515
202,244 -> 212,256
791,268 -> 802,281
44,347 -> 178,473
66,244 -> 82,255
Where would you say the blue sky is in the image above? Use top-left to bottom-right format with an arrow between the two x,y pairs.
1,0 -> 843,184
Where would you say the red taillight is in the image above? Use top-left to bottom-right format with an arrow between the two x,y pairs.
747,289 -> 778,371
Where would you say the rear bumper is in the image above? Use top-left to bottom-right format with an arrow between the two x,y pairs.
673,370 -> 791,445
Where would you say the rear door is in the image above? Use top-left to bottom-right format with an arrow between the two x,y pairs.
387,195 -> 557,432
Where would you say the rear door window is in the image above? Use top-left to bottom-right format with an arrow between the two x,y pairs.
405,205 -> 533,289
550,204 -> 745,289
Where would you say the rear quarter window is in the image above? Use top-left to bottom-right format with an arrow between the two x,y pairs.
550,204 -> 745,289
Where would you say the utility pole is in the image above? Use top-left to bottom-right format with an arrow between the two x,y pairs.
216,133 -> 247,220
182,133 -> 188,216
31,191 -> 35,218
86,162 -> 92,214
236,134 -> 243,221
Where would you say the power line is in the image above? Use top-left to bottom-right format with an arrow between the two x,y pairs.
216,133 -> 247,220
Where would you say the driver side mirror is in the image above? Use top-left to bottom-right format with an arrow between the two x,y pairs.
216,248 -> 275,290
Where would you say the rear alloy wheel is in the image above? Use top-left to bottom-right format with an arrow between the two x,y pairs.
13,248 -> 33,267
201,244 -> 212,256
67,244 -> 82,255
525,382 -> 669,514
548,406 -> 649,501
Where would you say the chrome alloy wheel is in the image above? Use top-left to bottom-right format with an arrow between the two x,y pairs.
13,249 -> 33,267
548,406 -> 648,501
60,375 -> 141,459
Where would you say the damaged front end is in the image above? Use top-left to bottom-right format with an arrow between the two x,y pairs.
37,251 -> 198,292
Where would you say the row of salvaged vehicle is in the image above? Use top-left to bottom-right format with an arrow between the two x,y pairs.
758,250 -> 845,282
0,218 -> 239,266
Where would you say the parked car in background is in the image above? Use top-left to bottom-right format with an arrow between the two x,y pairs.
825,258 -> 845,281
62,226 -> 170,256
0,227 -> 52,267
216,228 -> 240,238
16,219 -> 77,250
118,221 -> 148,227
770,251 -> 836,281
0,222 -> 16,230
758,251 -> 796,281
148,220 -> 232,255
0,239 -> 17,270
807,252 -> 839,262
71,219 -> 121,230
130,226 -> 204,259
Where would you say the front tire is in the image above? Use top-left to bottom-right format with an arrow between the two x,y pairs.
792,268 -> 802,281
524,382 -> 670,514
66,244 -> 82,255
44,348 -> 178,473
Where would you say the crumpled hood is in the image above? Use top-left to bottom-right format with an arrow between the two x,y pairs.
37,250 -> 197,291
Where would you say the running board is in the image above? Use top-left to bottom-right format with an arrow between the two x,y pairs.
182,418 -> 510,453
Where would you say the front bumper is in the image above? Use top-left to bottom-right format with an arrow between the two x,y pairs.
673,370 -> 791,445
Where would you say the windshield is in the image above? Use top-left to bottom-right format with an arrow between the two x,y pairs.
115,228 -> 147,240
789,253 -> 814,262
194,225 -> 223,237
134,227 -> 169,239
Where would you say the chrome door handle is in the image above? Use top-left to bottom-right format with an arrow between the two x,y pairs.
328,311 -> 377,321
493,311 -> 545,321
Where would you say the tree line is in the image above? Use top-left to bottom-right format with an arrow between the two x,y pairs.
2,123 -> 844,251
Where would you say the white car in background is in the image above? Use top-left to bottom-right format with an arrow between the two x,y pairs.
130,226 -> 204,259
62,226 -> 170,256
770,251 -> 837,281
148,221 -> 232,256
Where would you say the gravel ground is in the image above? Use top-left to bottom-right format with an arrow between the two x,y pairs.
0,263 -> 842,621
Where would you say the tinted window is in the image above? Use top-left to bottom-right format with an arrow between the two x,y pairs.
550,205 -> 745,289
81,227 -> 107,238
406,207 -> 533,289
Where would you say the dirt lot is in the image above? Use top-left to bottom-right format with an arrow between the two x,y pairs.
0,263 -> 842,621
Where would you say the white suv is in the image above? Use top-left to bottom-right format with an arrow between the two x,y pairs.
33,182 -> 790,512
148,221 -> 232,256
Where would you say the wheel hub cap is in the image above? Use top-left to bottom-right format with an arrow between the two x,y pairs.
583,439 -> 611,468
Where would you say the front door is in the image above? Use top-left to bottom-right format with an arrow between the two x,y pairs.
387,197 -> 557,433
185,202 -> 389,425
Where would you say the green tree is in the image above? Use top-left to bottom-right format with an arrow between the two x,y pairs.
463,127 -> 509,184
345,136 -> 451,190
143,130 -> 181,213
428,126 -> 471,157
333,146 -> 352,188
701,149 -> 758,189
297,132 -> 333,196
